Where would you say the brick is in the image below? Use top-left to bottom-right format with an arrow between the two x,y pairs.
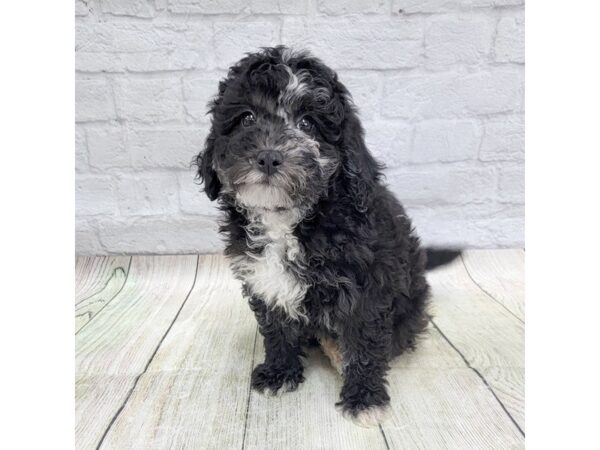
74,3 -> 525,252
495,12 -> 525,63
75,23 -> 212,72
76,175 -> 117,215
408,203 -> 524,248
480,115 -> 524,161
177,171 -> 221,216
382,69 -> 523,118
498,166 -> 524,203
75,126 -> 88,172
364,121 -> 411,168
77,53 -> 125,73
87,126 -> 130,169
76,78 -> 115,122
168,0 -> 248,14
116,172 -> 179,216
476,0 -> 524,5
76,219 -> 105,255
214,22 -> 281,69
100,0 -> 154,17
462,70 -> 524,114
471,0 -> 524,7
393,0 -> 523,14
76,50 -> 207,73
251,0 -> 308,14
282,18 -> 423,69
183,74 -> 221,122
317,0 -> 390,15
98,216 -> 223,253
338,72 -> 381,120
75,0 -> 90,16
75,23 -> 210,54
387,165 -> 497,206
129,127 -> 208,169
114,77 -> 184,122
383,73 -> 447,119
411,119 -> 481,163
425,15 -> 495,69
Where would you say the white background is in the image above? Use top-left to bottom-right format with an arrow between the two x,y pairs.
1,2 -> 600,448
75,0 -> 525,254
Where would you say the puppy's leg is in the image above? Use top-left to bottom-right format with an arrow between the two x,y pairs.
249,297 -> 305,396
319,337 -> 344,374
335,318 -> 392,428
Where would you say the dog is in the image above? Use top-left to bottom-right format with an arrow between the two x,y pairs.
195,46 -> 458,427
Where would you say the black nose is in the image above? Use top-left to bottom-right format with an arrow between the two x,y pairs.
256,150 -> 283,176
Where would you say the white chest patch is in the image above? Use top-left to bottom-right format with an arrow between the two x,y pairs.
230,208 -> 309,321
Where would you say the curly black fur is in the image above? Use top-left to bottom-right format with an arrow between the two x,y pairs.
194,47 -> 454,424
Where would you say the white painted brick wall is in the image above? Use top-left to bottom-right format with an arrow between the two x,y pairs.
75,0 -> 524,255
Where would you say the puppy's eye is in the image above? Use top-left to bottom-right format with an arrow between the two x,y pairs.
297,117 -> 314,133
241,112 -> 256,127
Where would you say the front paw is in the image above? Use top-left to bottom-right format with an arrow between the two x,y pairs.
339,403 -> 390,428
336,386 -> 391,428
251,363 -> 304,396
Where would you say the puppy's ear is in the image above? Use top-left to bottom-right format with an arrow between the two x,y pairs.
337,93 -> 383,213
195,131 -> 221,201
195,75 -> 231,201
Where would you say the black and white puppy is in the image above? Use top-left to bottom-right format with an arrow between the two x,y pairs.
196,46 -> 456,427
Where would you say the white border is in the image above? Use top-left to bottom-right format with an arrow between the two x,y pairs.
0,3 -> 74,449
1,1 -> 600,448
527,0 -> 600,447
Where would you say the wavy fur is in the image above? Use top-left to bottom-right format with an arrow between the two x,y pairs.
195,47 -> 433,426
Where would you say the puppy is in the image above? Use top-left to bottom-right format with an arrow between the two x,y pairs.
195,46 -> 456,427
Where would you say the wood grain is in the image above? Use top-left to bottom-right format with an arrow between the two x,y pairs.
426,256 -> 525,432
244,339 -> 388,450
462,249 -> 525,321
75,256 -> 131,332
383,369 -> 524,449
74,252 -> 526,449
481,366 -> 525,429
75,375 -> 134,450
384,320 -> 524,448
75,256 -> 130,301
99,255 -> 257,450
75,255 -> 198,450
391,323 -> 465,370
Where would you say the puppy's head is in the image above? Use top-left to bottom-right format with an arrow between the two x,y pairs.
196,46 -> 380,212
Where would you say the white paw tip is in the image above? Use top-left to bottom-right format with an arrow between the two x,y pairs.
262,387 -> 276,397
341,405 -> 390,428
261,381 -> 298,397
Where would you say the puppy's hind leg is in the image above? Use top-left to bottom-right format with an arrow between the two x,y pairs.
319,337 -> 344,374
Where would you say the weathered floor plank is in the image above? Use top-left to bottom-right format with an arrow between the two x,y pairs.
382,322 -> 523,449
391,324 -> 465,370
75,255 -> 198,450
75,374 -> 135,450
245,339 -> 388,450
462,249 -> 525,322
99,255 -> 256,450
426,257 -> 525,433
384,369 -> 524,449
75,256 -> 130,301
481,366 -> 525,429
75,256 -> 131,332
75,251 -> 525,449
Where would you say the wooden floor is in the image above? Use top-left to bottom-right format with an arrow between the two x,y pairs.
75,250 -> 524,450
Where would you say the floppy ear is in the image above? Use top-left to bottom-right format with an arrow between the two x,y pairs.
195,75 -> 231,201
196,131 -> 221,201
337,95 -> 383,213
